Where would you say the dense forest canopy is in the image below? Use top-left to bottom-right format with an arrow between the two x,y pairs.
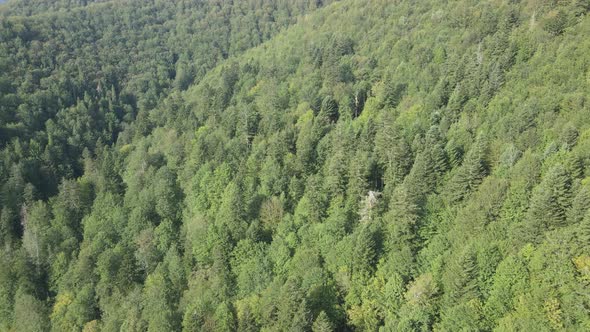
1,0 -> 590,331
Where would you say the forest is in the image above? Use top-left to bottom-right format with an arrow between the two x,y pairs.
1,0 -> 590,331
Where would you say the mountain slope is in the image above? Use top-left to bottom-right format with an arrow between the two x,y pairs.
1,0 -> 590,331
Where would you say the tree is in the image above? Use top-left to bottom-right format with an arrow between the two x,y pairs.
312,311 -> 333,332
527,165 -> 572,230
445,138 -> 464,168
351,224 -> 378,279
396,273 -> 438,331
13,289 -> 49,332
142,265 -> 179,332
544,9 -> 569,36
424,126 -> 449,177
153,166 -> 182,222
22,201 -> 51,270
560,123 -> 579,150
0,164 -> 25,242
213,302 -> 237,332
447,136 -> 489,203
383,183 -> 421,279
483,253 -> 530,327
215,181 -> 247,243
578,211 -> 590,247
319,96 -> 339,123
259,196 -> 284,234
437,299 -> 484,332
50,285 -> 97,332
237,302 -> 258,332
442,246 -> 479,305
174,58 -> 194,91
568,184 -> 590,225
274,277 -> 311,331
2,0 -> 590,330
50,179 -> 94,253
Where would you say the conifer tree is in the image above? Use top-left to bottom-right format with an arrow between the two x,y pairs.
447,136 -> 489,203
568,184 -> 590,225
142,265 -> 178,332
312,311 -> 333,332
528,165 -> 572,229
443,246 -> 479,305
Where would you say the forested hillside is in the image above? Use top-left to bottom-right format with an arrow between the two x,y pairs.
1,0 -> 590,331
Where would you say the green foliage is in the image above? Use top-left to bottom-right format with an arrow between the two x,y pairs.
525,165 -> 573,241
312,311 -> 334,332
446,136 -> 489,203
2,0 -> 590,330
442,246 -> 479,305
142,265 -> 179,332
14,289 -> 49,332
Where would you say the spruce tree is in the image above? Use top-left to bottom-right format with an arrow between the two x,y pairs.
528,165 -> 572,229
443,246 -> 479,305
447,137 -> 489,203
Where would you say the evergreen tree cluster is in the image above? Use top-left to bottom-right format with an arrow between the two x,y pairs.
1,0 -> 590,330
